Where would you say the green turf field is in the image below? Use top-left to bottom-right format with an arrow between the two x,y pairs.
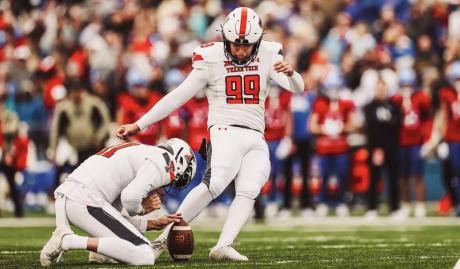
1,223 -> 459,268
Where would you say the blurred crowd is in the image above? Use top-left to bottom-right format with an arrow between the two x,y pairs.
1,0 -> 460,220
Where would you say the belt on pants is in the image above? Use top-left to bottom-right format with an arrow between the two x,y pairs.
209,124 -> 262,134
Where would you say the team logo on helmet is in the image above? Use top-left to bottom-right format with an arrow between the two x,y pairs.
164,158 -> 175,182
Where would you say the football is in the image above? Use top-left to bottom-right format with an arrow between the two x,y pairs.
167,219 -> 194,261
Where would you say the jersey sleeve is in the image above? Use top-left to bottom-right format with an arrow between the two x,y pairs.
343,99 -> 356,114
266,41 -> 284,64
440,87 -> 456,104
415,91 -> 432,118
120,159 -> 167,216
280,91 -> 292,109
390,94 -> 403,106
135,69 -> 207,130
191,43 -> 217,70
312,97 -> 328,115
266,41 -> 304,93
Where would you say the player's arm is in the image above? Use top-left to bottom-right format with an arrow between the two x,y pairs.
270,51 -> 304,94
308,112 -> 322,135
111,198 -> 149,233
146,214 -> 183,231
116,69 -> 207,140
113,198 -> 182,232
344,102 -> 358,133
421,102 -> 447,158
120,159 -> 169,216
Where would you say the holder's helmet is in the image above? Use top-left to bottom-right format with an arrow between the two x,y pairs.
163,138 -> 196,190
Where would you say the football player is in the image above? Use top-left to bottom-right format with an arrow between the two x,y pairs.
116,7 -> 304,261
392,69 -> 431,218
422,61 -> 460,216
40,138 -> 196,266
309,70 -> 356,217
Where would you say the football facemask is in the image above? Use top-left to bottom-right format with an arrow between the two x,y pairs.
167,138 -> 197,190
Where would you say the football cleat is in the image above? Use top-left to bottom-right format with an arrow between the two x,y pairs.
277,208 -> 291,220
88,251 -> 118,264
40,226 -> 73,266
336,204 -> 350,217
316,203 -> 329,217
391,209 -> 408,222
300,208 -> 316,219
209,243 -> 248,261
414,203 -> 427,218
364,210 -> 378,221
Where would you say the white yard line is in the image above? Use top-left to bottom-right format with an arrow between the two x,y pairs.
0,216 -> 459,229
0,250 -> 39,254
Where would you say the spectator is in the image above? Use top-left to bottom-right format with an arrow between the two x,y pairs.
414,35 -> 441,76
116,68 -> 162,145
407,2 -> 437,46
48,78 -> 110,192
448,5 -> 460,42
321,12 -> 351,65
0,87 -> 28,217
35,56 -> 65,114
161,68 -> 187,143
13,80 -> 47,159
7,45 -> 34,102
345,21 -> 376,60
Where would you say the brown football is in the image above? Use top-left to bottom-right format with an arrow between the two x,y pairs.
167,219 -> 194,261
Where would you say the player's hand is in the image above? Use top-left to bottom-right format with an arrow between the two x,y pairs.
4,153 -> 14,166
372,148 -> 385,166
152,213 -> 183,230
141,192 -> 162,215
116,123 -> 141,140
420,142 -> 433,159
273,60 -> 294,77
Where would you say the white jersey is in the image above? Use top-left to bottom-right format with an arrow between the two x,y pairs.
134,40 -> 303,134
59,142 -> 174,205
192,41 -> 286,132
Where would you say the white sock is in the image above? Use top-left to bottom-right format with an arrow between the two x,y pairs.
157,183 -> 214,241
62,234 -> 87,250
97,238 -> 154,265
178,183 -> 215,221
216,195 -> 254,247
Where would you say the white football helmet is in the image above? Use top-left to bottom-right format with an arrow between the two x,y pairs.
163,138 -> 197,189
222,7 -> 263,66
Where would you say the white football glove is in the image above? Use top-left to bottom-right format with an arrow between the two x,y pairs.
275,137 -> 293,160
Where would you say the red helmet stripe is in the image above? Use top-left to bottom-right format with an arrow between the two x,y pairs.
239,7 -> 248,39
